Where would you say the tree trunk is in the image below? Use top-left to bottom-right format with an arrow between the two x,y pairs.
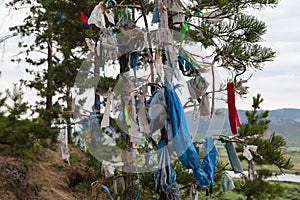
94,39 -> 101,114
45,35 -> 53,125
66,85 -> 73,143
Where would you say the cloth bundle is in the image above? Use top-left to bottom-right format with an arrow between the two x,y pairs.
221,173 -> 235,192
186,76 -> 209,100
187,76 -> 210,119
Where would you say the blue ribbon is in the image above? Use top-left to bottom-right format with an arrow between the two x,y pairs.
151,0 -> 160,24
100,184 -> 114,200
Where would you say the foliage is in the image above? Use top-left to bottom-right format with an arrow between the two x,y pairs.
234,94 -> 293,199
0,84 -> 58,158
8,0 -> 94,126
4,0 -> 285,199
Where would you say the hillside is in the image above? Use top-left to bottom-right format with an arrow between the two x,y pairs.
0,145 -> 98,200
186,108 -> 300,146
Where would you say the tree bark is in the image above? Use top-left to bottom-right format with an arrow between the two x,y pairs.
66,85 -> 73,143
45,35 -> 53,125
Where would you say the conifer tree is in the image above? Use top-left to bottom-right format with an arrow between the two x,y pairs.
0,84 -> 58,157
7,0 -> 94,140
235,94 -> 293,200
4,0 -> 288,199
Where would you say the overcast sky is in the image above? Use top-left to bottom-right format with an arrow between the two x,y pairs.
0,0 -> 299,110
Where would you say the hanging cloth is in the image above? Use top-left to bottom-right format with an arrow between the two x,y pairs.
179,50 -> 212,70
101,93 -> 112,128
153,139 -> 180,200
227,82 -> 240,134
243,145 -> 258,161
152,0 -> 160,24
200,136 -> 219,184
118,44 -> 130,73
113,176 -> 125,194
105,10 -> 115,25
180,21 -> 188,46
225,142 -> 243,173
130,52 -> 139,69
58,125 -> 70,165
177,55 -> 196,76
248,160 -> 256,181
130,52 -> 138,81
79,12 -> 91,28
164,86 -> 212,187
148,88 -> 218,187
145,146 -> 151,166
88,2 -> 106,29
87,113 -> 101,142
129,95 -> 139,143
186,76 -> 210,120
157,1 -> 173,44
190,183 -> 198,200
221,173 -> 235,192
137,95 -> 150,134
199,94 -> 210,120
80,12 -> 89,24
186,76 -> 209,100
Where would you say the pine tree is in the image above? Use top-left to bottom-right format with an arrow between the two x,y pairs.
234,94 -> 293,199
4,0 -> 286,199
7,0 -> 94,139
0,84 -> 58,158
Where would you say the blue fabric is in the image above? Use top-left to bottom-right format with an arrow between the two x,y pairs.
95,100 -> 101,106
178,55 -> 184,65
201,136 -> 219,184
185,61 -> 191,71
226,142 -> 243,173
130,52 -> 138,82
83,23 -> 91,28
179,50 -> 212,69
151,0 -> 160,24
165,86 -> 211,187
153,139 -> 180,200
101,184 -> 114,200
109,29 -> 118,48
145,147 -> 151,166
130,52 -> 138,69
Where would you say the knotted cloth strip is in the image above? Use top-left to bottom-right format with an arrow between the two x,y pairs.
227,82 -> 240,134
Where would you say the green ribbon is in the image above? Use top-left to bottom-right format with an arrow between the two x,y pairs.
180,21 -> 188,46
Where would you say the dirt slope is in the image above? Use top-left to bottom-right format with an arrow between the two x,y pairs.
0,146 -> 96,200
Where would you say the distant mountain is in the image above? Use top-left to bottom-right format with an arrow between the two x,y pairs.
268,109 -> 300,146
185,108 -> 300,146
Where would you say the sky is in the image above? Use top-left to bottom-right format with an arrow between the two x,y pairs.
0,0 -> 300,110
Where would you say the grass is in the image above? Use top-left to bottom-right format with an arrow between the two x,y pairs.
69,152 -> 81,164
216,145 -> 300,173
75,181 -> 91,193
285,147 -> 300,173
274,182 -> 300,200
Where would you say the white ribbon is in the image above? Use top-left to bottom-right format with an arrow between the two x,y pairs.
243,145 -> 258,161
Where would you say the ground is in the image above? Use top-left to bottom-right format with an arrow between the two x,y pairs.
0,145 -> 95,200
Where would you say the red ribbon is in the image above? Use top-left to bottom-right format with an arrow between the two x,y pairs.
79,12 -> 89,24
227,82 -> 240,134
